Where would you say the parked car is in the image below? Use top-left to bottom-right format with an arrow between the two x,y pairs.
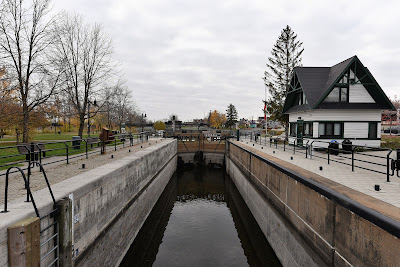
383,126 -> 400,134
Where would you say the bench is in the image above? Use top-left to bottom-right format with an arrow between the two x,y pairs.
86,137 -> 100,148
17,143 -> 46,160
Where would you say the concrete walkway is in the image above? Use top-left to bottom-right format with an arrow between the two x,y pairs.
240,137 -> 400,208
0,138 -> 164,206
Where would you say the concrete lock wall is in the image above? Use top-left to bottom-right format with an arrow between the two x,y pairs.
0,139 -> 177,267
226,141 -> 400,267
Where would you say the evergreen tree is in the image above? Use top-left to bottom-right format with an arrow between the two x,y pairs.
263,25 -> 304,125
225,103 -> 238,129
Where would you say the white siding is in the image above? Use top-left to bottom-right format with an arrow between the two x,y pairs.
289,110 -> 381,122
377,123 -> 381,138
349,83 -> 375,103
344,122 -> 368,138
313,122 -> 319,138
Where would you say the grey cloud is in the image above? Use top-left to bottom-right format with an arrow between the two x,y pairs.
53,0 -> 400,121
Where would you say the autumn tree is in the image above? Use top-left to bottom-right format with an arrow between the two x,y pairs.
263,25 -> 304,125
0,0 -> 62,142
51,12 -> 114,138
209,110 -> 226,128
225,103 -> 238,129
0,67 -> 20,134
153,121 -> 166,131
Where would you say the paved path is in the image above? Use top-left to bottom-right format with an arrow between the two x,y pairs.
240,137 -> 400,208
0,138 -> 164,206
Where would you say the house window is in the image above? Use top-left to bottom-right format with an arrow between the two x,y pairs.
303,123 -> 313,137
302,93 -> 307,105
318,122 -> 343,138
368,123 -> 378,139
324,87 -> 349,102
340,88 -> 348,102
293,92 -> 306,106
290,123 -> 296,136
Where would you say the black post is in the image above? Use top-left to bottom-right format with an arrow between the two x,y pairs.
352,146 -> 355,172
293,140 -> 296,154
66,142 -> 69,164
328,147 -> 330,164
387,153 -> 390,182
85,141 -> 88,159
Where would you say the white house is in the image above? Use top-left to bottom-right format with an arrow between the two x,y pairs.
283,56 -> 395,147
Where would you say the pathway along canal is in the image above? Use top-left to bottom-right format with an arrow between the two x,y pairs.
120,166 -> 281,267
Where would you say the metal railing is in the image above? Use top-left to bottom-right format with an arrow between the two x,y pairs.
1,163 -> 60,266
240,133 -> 399,182
0,132 -> 155,177
226,140 -> 400,239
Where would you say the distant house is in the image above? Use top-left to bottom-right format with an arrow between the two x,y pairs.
283,56 -> 395,147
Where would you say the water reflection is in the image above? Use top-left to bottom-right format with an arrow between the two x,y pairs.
120,167 -> 281,267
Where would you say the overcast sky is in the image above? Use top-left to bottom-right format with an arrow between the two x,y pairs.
53,0 -> 400,122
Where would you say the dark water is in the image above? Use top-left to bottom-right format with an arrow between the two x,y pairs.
120,167 -> 281,267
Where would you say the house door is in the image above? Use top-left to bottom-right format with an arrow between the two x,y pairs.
296,120 -> 304,146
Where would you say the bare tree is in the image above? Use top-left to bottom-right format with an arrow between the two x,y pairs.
0,0 -> 62,142
111,82 -> 135,131
51,12 -> 114,137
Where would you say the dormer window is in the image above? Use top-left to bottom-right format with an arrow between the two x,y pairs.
324,87 -> 348,103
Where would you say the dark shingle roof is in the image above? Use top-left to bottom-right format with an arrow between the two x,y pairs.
294,67 -> 331,108
283,55 -> 395,113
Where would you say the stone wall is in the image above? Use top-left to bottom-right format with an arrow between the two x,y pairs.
0,139 -> 177,267
226,141 -> 400,267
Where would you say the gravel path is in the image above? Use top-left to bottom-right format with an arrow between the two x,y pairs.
0,138 -> 164,205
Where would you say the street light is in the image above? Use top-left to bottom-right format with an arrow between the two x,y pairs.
87,98 -> 97,137
141,113 -> 147,133
262,76 -> 268,134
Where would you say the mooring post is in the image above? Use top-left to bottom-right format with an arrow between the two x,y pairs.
8,217 -> 40,266
57,197 -> 73,267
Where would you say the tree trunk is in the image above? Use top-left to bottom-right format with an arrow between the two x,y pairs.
22,103 -> 30,143
78,114 -> 85,138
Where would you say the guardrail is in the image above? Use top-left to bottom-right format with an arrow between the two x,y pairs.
226,140 -> 400,239
240,133 -> 399,182
0,132 -> 157,178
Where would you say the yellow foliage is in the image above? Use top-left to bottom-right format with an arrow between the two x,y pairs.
209,110 -> 226,128
153,121 -> 166,130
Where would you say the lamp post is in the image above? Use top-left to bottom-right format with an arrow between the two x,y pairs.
87,98 -> 97,137
141,113 -> 147,133
262,76 -> 268,135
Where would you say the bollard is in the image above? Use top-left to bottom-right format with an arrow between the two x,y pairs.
58,198 -> 72,267
8,217 -> 40,266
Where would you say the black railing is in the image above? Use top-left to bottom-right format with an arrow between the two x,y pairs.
0,132 -> 155,178
239,133 -> 398,182
226,140 -> 400,239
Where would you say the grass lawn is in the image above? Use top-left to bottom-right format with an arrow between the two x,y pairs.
381,135 -> 400,150
0,132 -> 95,142
0,140 -> 98,170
